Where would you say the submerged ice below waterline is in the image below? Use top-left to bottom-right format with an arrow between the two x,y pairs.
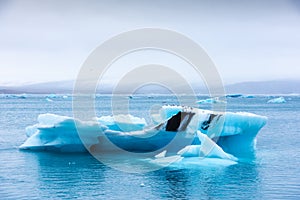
20,105 -> 267,167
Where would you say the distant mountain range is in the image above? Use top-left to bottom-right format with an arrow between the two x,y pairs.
225,80 -> 300,94
0,80 -> 75,94
0,80 -> 299,94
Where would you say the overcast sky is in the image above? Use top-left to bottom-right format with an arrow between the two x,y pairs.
0,0 -> 300,86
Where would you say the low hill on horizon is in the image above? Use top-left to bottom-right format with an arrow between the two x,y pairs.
225,80 -> 300,94
1,80 -> 299,95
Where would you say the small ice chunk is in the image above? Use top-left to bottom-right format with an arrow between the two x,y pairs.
226,94 -> 242,98
10,94 -> 27,99
196,98 -> 225,104
46,98 -> 53,102
46,94 -> 57,98
267,97 -> 286,103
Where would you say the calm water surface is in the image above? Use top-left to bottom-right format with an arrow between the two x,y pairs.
0,95 -> 299,199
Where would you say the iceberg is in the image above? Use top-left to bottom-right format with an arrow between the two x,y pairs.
15,94 -> 28,99
242,95 -> 255,98
267,97 -> 286,103
20,105 -> 267,163
196,97 -> 225,104
4,93 -> 28,99
46,94 -> 58,98
45,98 -> 53,102
226,94 -> 243,98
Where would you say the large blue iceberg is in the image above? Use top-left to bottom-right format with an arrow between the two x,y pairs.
20,105 -> 267,165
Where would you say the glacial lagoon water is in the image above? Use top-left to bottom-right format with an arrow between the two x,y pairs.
0,95 -> 299,199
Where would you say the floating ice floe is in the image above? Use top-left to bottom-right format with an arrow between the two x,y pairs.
20,105 -> 267,166
196,97 -> 225,104
46,94 -> 57,98
267,97 -> 286,103
226,94 -> 243,98
242,95 -> 255,98
45,98 -> 53,102
4,93 -> 28,99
